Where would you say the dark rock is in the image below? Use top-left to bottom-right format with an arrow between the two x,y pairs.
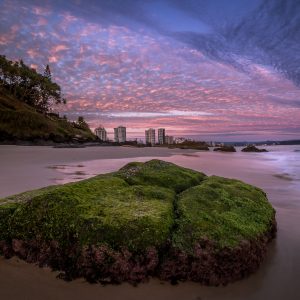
242,145 -> 268,152
0,216 -> 277,286
12,239 -> 27,258
159,217 -> 277,286
213,145 -> 236,152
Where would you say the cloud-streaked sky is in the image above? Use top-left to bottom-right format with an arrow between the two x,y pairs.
1,0 -> 300,141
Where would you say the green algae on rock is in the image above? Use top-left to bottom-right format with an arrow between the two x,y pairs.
173,176 -> 275,250
115,160 -> 206,193
158,176 -> 276,285
0,175 -> 175,251
0,159 -> 276,285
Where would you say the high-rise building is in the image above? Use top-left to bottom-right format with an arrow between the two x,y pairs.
95,126 -> 107,141
145,128 -> 156,145
114,126 -> 126,143
158,128 -> 166,144
165,135 -> 174,145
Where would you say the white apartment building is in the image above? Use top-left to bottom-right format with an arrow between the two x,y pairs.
94,126 -> 107,141
158,128 -> 166,144
145,128 -> 156,145
114,126 -> 126,143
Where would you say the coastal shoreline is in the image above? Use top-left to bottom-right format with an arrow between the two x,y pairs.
0,145 -> 299,300
0,146 -> 198,198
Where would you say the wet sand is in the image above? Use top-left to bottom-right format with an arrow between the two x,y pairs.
0,145 -> 300,300
0,145 -> 192,198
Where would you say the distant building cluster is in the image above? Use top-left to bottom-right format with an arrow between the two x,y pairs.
94,125 -> 227,148
94,125 -> 175,145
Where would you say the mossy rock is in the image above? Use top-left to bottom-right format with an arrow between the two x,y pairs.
0,174 -> 174,251
173,176 -> 275,251
115,159 -> 206,193
0,160 -> 276,284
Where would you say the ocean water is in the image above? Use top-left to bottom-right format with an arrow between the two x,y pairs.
50,145 -> 300,205
0,145 -> 300,300
260,145 -> 300,182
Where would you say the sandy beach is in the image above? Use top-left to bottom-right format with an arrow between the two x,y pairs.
0,146 -> 192,198
0,145 -> 300,300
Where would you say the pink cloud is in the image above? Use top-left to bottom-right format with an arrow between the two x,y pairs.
0,0 -> 299,141
0,24 -> 19,45
49,56 -> 58,63
32,6 -> 51,16
51,44 -> 69,53
36,17 -> 48,26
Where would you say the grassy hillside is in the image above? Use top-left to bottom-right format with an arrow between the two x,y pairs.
0,91 -> 96,143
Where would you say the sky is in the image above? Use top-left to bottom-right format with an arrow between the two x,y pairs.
0,0 -> 300,141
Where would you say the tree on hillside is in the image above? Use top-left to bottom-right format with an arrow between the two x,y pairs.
74,116 -> 92,132
0,55 -> 66,113
44,64 -> 51,80
77,116 -> 88,128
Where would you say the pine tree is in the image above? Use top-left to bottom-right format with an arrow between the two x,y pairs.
44,64 -> 51,80
77,116 -> 90,130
